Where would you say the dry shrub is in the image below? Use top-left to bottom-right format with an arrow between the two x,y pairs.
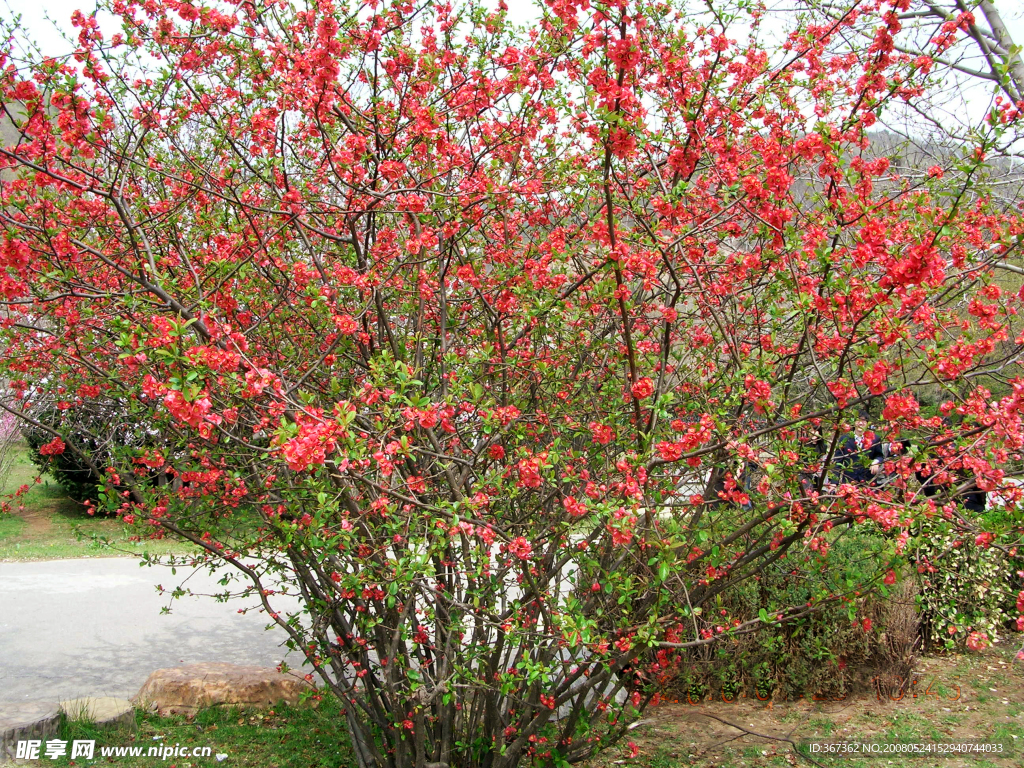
656,581 -> 923,704
871,579 -> 921,701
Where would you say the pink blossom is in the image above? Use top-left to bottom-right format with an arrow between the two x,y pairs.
966,631 -> 989,652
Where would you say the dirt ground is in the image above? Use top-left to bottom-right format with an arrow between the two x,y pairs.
588,645 -> 1024,768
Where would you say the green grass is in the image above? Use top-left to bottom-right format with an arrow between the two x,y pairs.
636,748 -> 684,768
50,696 -> 353,768
0,443 -> 194,561
586,644 -> 1024,768
59,704 -> 818,768
808,716 -> 835,736
0,513 -> 27,537
37,672 -> 1024,768
1,440 -> 44,492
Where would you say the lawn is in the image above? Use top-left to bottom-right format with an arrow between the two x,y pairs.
0,442 -> 193,561
50,696 -> 353,768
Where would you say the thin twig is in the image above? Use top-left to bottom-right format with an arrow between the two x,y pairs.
693,711 -> 829,768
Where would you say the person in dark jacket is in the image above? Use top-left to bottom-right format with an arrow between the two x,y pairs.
914,459 -> 944,499
836,413 -> 884,484
881,433 -> 950,500
954,476 -> 987,513
908,450 -> 985,512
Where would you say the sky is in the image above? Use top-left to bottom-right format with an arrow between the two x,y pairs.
4,0 -> 1024,141
8,0 -> 1022,58
2,0 -> 105,56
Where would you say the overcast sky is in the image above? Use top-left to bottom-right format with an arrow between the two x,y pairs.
4,0 -> 1023,139
9,0 -> 1021,56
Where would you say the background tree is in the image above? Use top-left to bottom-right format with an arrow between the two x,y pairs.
20,396 -> 162,503
800,0 -> 1024,105
1,1 -> 1024,767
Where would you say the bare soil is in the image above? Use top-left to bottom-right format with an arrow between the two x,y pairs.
588,645 -> 1024,768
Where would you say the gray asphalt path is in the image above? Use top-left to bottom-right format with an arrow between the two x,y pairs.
0,558 -> 304,704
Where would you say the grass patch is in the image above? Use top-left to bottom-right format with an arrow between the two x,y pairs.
0,513 -> 27,538
0,443 -> 194,562
808,716 -> 835,736
51,696 -> 352,767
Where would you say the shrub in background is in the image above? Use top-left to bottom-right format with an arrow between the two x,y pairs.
912,516 -> 1022,651
661,532 -> 917,703
21,402 -> 161,506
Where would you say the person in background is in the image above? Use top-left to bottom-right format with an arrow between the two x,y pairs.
954,474 -> 987,513
914,453 -> 943,499
837,411 -> 884,484
905,415 -> 986,509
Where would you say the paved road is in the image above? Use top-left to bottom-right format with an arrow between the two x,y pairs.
0,558 -> 304,704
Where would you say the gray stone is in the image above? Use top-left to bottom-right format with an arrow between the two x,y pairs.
0,702 -> 60,762
59,697 -> 134,728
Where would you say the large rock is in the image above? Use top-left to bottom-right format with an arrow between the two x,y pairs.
60,697 -> 135,728
0,702 -> 61,761
134,663 -> 313,716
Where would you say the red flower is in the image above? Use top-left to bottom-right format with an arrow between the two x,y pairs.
612,528 -> 631,546
743,375 -> 773,413
656,441 -> 684,462
508,537 -> 532,560
488,444 -> 505,461
562,496 -> 588,518
516,457 -> 543,488
38,437 -> 66,456
966,631 -> 989,652
883,569 -> 896,585
882,393 -> 919,421
630,378 -> 654,400
589,422 -> 615,445
333,314 -> 358,334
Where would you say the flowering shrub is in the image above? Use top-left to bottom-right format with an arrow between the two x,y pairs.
1,0 -> 1023,766
911,518 -> 1020,651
